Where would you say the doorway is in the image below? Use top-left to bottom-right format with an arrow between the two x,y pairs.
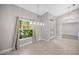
62,22 -> 78,39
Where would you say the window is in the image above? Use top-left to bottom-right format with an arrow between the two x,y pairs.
19,18 -> 33,39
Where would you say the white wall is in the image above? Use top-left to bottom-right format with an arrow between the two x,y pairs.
0,4 -> 39,53
40,12 -> 50,40
62,23 -> 78,36
40,12 -> 55,40
56,8 -> 79,38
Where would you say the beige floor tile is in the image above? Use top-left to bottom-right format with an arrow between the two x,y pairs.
3,38 -> 79,55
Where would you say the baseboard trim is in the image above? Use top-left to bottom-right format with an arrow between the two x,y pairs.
37,39 -> 45,41
0,48 -> 13,54
63,34 -> 78,39
0,41 -> 32,54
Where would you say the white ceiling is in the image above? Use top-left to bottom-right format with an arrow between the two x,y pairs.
16,4 -> 79,17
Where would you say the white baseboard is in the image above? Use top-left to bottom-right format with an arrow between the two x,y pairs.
0,41 -> 32,54
20,41 -> 32,47
0,48 -> 13,54
40,39 -> 49,42
37,39 -> 44,41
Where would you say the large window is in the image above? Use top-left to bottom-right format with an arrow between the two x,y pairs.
19,18 -> 33,39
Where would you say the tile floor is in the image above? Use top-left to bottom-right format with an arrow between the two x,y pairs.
3,38 -> 79,55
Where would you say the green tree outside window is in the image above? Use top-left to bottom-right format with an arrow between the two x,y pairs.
20,18 -> 33,39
